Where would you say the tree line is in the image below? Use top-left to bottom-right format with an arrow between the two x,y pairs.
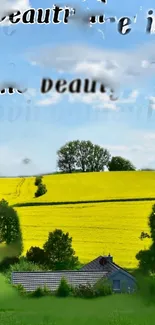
57,140 -> 136,173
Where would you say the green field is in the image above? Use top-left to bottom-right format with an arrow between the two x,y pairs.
0,274 -> 155,325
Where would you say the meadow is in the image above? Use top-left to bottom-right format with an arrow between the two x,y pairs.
0,171 -> 154,267
0,273 -> 155,325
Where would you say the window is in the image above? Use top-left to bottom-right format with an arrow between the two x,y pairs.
113,280 -> 120,290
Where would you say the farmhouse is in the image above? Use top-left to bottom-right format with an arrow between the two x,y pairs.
12,255 -> 136,293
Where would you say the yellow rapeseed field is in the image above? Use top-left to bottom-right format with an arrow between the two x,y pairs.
16,201 -> 152,268
0,171 -> 155,268
0,171 -> 155,204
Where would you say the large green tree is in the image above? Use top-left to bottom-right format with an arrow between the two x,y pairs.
43,229 -> 79,270
0,199 -> 23,256
57,140 -> 110,173
136,204 -> 155,274
108,156 -> 136,171
57,141 -> 79,173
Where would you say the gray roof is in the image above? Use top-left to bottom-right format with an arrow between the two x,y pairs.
80,256 -> 117,274
12,270 -> 108,292
80,256 -> 135,280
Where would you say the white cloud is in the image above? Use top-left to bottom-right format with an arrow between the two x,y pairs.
104,129 -> 155,169
0,0 -> 31,26
148,96 -> 155,110
36,93 -> 62,106
35,89 -> 139,111
28,42 -> 155,95
23,88 -> 37,98
68,89 -> 139,110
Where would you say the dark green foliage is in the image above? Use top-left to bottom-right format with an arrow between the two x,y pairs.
57,141 -> 78,173
29,285 -> 52,298
74,283 -> 96,298
26,246 -> 47,265
77,141 -> 110,172
140,231 -> 150,240
0,199 -> 23,255
30,287 -> 45,298
57,140 -> 110,173
108,156 -> 136,171
6,258 -> 45,284
43,229 -> 79,270
56,277 -> 71,297
94,278 -> 113,296
148,204 -> 155,242
73,280 -> 112,299
136,204 -> 155,274
0,256 -> 19,272
136,244 -> 155,275
34,176 -> 42,186
13,197 -> 155,208
13,284 -> 27,296
35,183 -> 47,198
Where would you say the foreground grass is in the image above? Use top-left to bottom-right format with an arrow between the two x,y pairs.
0,273 -> 155,325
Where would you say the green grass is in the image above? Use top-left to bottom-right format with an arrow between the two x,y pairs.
0,274 -> 155,325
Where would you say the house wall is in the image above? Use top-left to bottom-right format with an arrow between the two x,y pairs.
109,271 -> 136,293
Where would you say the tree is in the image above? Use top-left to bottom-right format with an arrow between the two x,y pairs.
76,141 -> 110,172
26,246 -> 47,265
57,140 -> 110,173
136,204 -> 155,274
35,183 -> 47,197
108,156 -> 136,171
43,229 -> 79,270
34,176 -> 42,186
57,141 -> 79,173
148,204 -> 155,243
0,199 -> 23,256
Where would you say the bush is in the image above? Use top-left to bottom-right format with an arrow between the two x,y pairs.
13,284 -> 27,296
94,279 -> 112,297
74,283 -> 96,298
34,176 -> 42,186
56,277 -> 71,297
26,246 -> 47,265
35,183 -> 47,198
6,258 -> 44,283
0,256 -> 19,272
30,287 -> 45,298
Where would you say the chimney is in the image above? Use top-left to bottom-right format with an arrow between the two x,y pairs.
105,254 -> 113,263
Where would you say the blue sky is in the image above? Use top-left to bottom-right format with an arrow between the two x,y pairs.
1,0 -> 155,175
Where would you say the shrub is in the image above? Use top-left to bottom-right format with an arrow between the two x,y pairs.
74,283 -> 96,298
94,278 -> 113,297
13,284 -> 27,296
56,277 -> 71,297
34,176 -> 42,186
35,183 -> 47,198
30,287 -> 45,298
42,285 -> 52,296
6,258 -> 44,283
26,246 -> 47,265
0,256 -> 19,272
